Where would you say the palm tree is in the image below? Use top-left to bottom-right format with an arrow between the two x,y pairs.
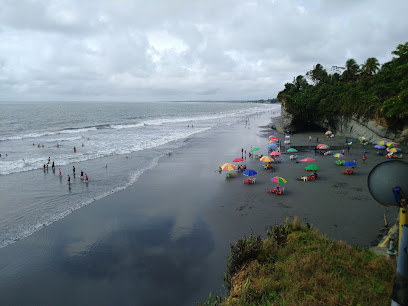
361,57 -> 380,75
342,59 -> 359,82
306,64 -> 328,85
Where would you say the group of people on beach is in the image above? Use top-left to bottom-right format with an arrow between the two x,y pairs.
41,155 -> 88,185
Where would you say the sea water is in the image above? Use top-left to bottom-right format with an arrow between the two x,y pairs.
0,101 -> 280,248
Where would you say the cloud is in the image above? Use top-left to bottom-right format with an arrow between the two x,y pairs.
0,0 -> 407,102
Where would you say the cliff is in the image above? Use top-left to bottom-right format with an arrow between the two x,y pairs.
277,104 -> 408,144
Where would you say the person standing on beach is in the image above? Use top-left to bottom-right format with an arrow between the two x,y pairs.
363,154 -> 366,163
316,137 -> 319,143
68,175 -> 71,184
59,168 -> 62,177
309,136 -> 312,141
52,161 -> 55,169
85,174 -> 88,181
72,166 -> 76,176
80,170 -> 84,179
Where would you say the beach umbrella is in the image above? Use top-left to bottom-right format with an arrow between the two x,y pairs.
232,158 -> 244,162
305,164 -> 320,171
260,156 -> 273,163
374,145 -> 386,150
220,163 -> 237,171
300,157 -> 316,162
325,131 -> 332,135
268,143 -> 278,149
250,148 -> 260,152
268,139 -> 278,144
316,144 -> 330,149
359,136 -> 366,142
269,135 -> 278,139
287,148 -> 298,153
377,141 -> 388,146
343,161 -> 357,167
243,169 -> 257,177
333,153 -> 345,158
270,151 -> 281,156
270,176 -> 287,187
388,148 -> 402,153
386,142 -> 398,148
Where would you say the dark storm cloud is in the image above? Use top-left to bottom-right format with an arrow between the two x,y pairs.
0,0 -> 407,101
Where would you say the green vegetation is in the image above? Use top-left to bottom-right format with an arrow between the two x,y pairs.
199,217 -> 395,305
277,42 -> 408,131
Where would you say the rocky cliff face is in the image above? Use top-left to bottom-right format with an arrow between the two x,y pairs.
278,104 -> 408,144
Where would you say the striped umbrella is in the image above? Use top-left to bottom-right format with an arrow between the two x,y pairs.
386,142 -> 398,148
220,163 -> 237,171
377,141 -> 388,146
260,156 -> 273,163
388,148 -> 402,153
333,153 -> 345,158
317,144 -> 330,149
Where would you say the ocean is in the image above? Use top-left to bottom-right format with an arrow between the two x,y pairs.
0,101 -> 280,248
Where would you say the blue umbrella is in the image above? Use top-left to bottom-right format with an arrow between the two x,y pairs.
243,169 -> 257,177
343,161 -> 357,167
268,143 -> 278,149
374,144 -> 386,149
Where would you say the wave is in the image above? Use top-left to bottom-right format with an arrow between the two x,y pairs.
0,155 -> 162,249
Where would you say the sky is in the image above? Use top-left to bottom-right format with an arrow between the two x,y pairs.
0,0 -> 407,102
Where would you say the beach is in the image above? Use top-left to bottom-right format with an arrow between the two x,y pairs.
0,109 -> 403,305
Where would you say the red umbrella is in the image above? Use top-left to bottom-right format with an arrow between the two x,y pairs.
300,158 -> 316,162
232,158 -> 244,162
270,151 -> 281,156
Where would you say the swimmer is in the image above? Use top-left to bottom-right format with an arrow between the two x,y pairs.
85,174 -> 88,181
73,146 -> 76,153
68,175 -> 71,184
80,170 -> 84,178
48,157 -> 50,163
82,143 -> 84,147
59,168 -> 62,177
57,143 -> 59,148
72,166 -> 75,174
52,161 -> 55,169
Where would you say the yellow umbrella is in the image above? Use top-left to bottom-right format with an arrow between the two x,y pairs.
260,156 -> 273,163
220,163 -> 237,171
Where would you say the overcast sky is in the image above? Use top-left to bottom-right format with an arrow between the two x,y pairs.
1,0 -> 407,102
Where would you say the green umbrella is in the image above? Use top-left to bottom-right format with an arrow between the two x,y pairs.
250,148 -> 260,152
287,148 -> 298,153
305,164 -> 320,171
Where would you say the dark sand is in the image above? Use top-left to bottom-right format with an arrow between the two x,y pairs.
0,111 -> 404,305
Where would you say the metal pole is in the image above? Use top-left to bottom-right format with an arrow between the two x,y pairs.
391,225 -> 408,305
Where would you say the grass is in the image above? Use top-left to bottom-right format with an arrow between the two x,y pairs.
199,217 -> 396,306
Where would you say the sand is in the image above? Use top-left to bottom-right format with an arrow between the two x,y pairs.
0,111 -> 404,305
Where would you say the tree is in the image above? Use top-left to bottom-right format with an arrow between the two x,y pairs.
361,57 -> 380,75
306,64 -> 328,85
342,59 -> 360,82
293,75 -> 308,91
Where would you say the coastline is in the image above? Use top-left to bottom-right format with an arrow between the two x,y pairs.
0,110 -> 401,305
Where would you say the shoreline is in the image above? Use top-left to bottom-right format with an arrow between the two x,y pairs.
0,111 -> 403,305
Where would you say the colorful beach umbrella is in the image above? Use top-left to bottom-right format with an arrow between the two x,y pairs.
316,144 -> 330,149
333,153 -> 345,158
232,158 -> 244,162
359,136 -> 366,142
287,148 -> 298,153
260,156 -> 273,163
388,148 -> 402,153
300,158 -> 316,162
325,131 -> 333,135
386,142 -> 398,148
271,176 -> 287,184
270,151 -> 281,156
268,143 -> 278,149
305,164 -> 320,171
269,135 -> 278,139
343,161 -> 357,167
374,145 -> 386,150
220,163 -> 237,171
243,169 -> 257,177
250,148 -> 260,152
377,141 -> 388,146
